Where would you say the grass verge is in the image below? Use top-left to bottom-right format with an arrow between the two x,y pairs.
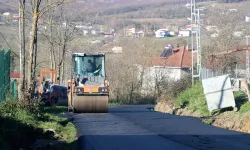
0,100 -> 77,150
174,82 -> 210,116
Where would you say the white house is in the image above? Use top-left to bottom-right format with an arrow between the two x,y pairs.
246,16 -> 250,22
155,29 -> 169,38
126,27 -> 136,36
233,31 -> 243,37
205,26 -> 218,32
112,46 -> 122,54
83,30 -> 88,35
178,30 -> 191,37
137,46 -> 195,94
211,33 -> 219,38
3,12 -> 10,16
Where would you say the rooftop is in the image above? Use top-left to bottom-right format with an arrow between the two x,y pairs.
152,46 -> 196,68
10,72 -> 20,78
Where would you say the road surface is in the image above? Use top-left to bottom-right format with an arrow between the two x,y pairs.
71,105 -> 250,150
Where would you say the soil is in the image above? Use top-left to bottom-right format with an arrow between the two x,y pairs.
155,101 -> 250,134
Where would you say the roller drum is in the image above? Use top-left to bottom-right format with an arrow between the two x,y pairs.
73,95 -> 108,113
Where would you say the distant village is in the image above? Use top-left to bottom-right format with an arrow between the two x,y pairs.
0,12 -> 19,24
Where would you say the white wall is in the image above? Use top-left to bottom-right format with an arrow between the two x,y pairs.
137,66 -> 189,94
178,30 -> 190,37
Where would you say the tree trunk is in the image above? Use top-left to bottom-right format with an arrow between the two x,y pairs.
61,61 -> 65,84
52,46 -> 56,70
48,8 -> 55,70
27,1 -> 39,98
18,0 -> 26,101
49,30 -> 54,69
32,26 -> 38,92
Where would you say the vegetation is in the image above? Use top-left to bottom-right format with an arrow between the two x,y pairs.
239,102 -> 250,113
217,0 -> 246,3
0,100 -> 77,150
175,82 -> 209,116
234,91 -> 248,110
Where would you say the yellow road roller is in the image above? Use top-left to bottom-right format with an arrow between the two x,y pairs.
67,53 -> 110,113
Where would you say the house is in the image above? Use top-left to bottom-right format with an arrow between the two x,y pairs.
83,30 -> 89,35
185,3 -> 191,8
246,16 -> 250,22
233,31 -> 243,37
178,30 -> 191,37
228,9 -> 237,12
91,30 -> 98,35
104,33 -> 114,38
185,24 -> 192,30
137,46 -> 196,94
3,12 -> 10,16
133,31 -> 145,37
126,27 -> 136,36
10,72 -> 20,83
205,26 -> 218,32
12,14 -> 19,21
3,12 -> 12,21
137,31 -> 145,37
211,33 -> 219,38
112,46 -> 122,54
155,29 -> 169,38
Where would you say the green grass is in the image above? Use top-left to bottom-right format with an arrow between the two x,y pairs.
175,82 -> 210,116
234,91 -> 248,110
0,100 -> 77,150
202,118 -> 215,125
232,91 -> 250,114
239,102 -> 250,114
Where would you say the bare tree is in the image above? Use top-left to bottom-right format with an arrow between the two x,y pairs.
15,0 -> 72,103
202,6 -> 250,72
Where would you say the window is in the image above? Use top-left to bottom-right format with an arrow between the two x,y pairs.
73,55 -> 105,86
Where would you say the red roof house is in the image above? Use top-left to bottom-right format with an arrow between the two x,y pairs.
152,46 -> 196,68
10,72 -> 20,79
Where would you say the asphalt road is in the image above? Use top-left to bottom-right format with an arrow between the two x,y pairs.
72,105 -> 250,150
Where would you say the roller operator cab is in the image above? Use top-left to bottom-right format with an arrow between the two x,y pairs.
68,53 -> 109,113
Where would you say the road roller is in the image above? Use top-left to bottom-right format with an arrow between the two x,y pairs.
67,53 -> 110,113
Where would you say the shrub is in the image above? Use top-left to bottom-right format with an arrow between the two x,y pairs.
234,91 -> 248,110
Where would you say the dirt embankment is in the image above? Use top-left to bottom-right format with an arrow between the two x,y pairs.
212,112 -> 250,133
155,101 -> 250,134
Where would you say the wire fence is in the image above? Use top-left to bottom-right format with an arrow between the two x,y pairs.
201,66 -> 249,80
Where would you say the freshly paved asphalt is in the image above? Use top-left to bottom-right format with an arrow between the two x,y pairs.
72,105 -> 250,150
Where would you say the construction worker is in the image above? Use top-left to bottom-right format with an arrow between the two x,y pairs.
86,59 -> 96,73
43,80 -> 50,93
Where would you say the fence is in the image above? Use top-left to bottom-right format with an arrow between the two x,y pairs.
200,68 -> 224,80
0,48 -> 17,101
201,66 -> 249,80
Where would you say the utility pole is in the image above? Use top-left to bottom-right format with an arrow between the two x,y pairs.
19,1 -> 22,75
246,36 -> 249,83
191,0 -> 195,85
191,0 -> 203,86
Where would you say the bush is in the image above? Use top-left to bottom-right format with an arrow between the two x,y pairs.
168,75 -> 192,98
175,82 -> 209,116
234,91 -> 248,109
